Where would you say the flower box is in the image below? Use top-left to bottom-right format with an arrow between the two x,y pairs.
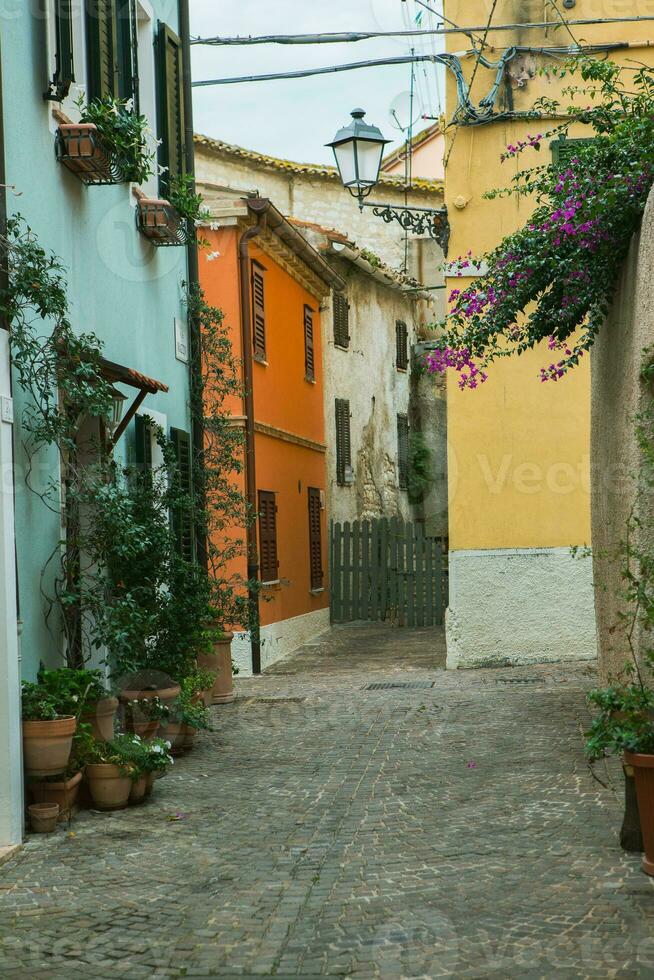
56,124 -> 122,186
136,198 -> 187,247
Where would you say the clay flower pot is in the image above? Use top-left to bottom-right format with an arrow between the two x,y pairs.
81,697 -> 119,742
85,763 -> 132,811
22,716 -> 77,777
198,630 -> 235,704
28,803 -> 60,834
29,770 -> 83,822
625,751 -> 654,875
119,684 -> 181,708
129,774 -> 148,804
127,718 -> 160,741
144,772 -> 156,797
161,722 -> 187,757
183,726 -> 197,751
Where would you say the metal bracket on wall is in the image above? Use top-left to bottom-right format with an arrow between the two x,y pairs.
362,202 -> 450,253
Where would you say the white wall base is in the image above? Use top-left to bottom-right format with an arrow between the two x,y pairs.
446,547 -> 597,669
232,608 -> 331,677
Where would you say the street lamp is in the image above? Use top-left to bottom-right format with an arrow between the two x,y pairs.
106,386 -> 128,435
327,109 -> 450,250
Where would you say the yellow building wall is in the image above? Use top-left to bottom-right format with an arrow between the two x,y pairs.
443,0 -> 654,552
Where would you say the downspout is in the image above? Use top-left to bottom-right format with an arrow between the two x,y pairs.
239,218 -> 267,675
178,0 -> 207,570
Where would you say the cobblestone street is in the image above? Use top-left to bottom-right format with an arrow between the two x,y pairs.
1,624 -> 653,978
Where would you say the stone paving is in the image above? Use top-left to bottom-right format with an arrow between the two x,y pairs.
1,623 -> 653,978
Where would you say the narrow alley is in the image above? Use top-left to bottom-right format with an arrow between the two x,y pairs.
1,625 -> 651,979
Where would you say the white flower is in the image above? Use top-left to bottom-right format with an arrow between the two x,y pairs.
209,221 -> 221,232
152,744 -> 162,754
206,251 -> 221,262
164,741 -> 171,749
125,97 -> 134,112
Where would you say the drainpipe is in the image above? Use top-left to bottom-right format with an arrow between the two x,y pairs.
238,218 -> 266,675
0,35 -> 23,848
178,0 -> 207,570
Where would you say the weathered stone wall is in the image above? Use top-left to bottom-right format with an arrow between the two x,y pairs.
592,188 -> 654,683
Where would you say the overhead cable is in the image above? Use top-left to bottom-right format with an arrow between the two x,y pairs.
191,16 -> 654,46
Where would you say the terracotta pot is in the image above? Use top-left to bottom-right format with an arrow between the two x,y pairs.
29,770 -> 83,822
22,716 -> 77,777
161,722 -> 187,756
625,752 -> 654,875
28,803 -> 59,834
85,763 -> 132,811
198,630 -> 235,704
183,726 -> 197,751
125,718 -> 160,741
119,684 -> 181,707
129,775 -> 148,804
81,697 -> 119,742
144,772 -> 156,797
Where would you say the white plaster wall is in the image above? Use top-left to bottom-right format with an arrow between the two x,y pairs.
232,608 -> 331,677
195,143 -> 444,273
446,548 -> 597,669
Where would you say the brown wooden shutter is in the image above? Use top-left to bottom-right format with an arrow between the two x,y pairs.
156,21 -> 185,196
335,399 -> 351,486
308,488 -> 323,590
251,262 -> 266,361
397,414 -> 409,490
116,0 -> 139,108
258,490 -> 278,582
396,320 -> 408,371
86,0 -> 117,101
171,427 -> 195,562
304,305 -> 315,381
333,291 -> 349,349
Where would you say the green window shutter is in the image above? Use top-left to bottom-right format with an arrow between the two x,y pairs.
333,291 -> 349,349
156,21 -> 185,197
308,488 -> 323,590
551,136 -> 594,169
335,399 -> 351,487
85,0 -> 117,101
170,427 -> 195,563
396,320 -> 408,371
304,305 -> 315,382
134,415 -> 153,471
258,490 -> 279,583
397,414 -> 409,490
47,0 -> 75,101
115,0 -> 139,108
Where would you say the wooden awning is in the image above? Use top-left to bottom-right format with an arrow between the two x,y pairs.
99,357 -> 168,446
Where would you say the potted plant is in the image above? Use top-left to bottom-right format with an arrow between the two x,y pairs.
57,96 -> 155,186
84,734 -> 140,811
121,693 -> 171,740
198,610 -> 236,705
21,679 -> 78,777
35,666 -> 117,743
162,673 -> 211,755
28,722 -> 95,820
586,680 -> 654,874
128,737 -> 174,803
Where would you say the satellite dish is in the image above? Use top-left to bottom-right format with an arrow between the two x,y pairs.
388,91 -> 423,133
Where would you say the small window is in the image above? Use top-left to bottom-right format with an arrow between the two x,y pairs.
86,0 -> 139,104
397,414 -> 409,490
258,490 -> 279,583
304,305 -> 315,382
156,19 -> 185,197
551,136 -> 594,169
396,320 -> 408,371
333,291 -> 350,349
251,262 -> 266,361
308,488 -> 323,590
335,399 -> 352,487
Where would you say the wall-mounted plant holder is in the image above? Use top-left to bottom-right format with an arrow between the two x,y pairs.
55,124 -> 124,186
136,198 -> 188,247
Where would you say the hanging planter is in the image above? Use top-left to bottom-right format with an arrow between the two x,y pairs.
56,124 -> 124,186
136,198 -> 188,247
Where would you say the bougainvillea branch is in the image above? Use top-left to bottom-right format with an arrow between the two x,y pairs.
428,59 -> 654,388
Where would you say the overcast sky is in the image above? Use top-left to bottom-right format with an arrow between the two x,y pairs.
190,0 -> 445,165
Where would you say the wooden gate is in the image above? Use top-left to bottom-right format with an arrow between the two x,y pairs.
330,518 -> 447,627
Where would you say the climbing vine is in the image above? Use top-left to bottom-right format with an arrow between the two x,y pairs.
428,59 -> 654,389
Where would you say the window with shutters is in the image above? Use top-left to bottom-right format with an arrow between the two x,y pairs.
395,320 -> 409,371
170,427 -> 195,563
308,488 -> 323,591
335,399 -> 352,487
397,414 -> 409,490
551,136 -> 594,169
258,490 -> 279,583
84,0 -> 139,104
46,0 -> 76,101
156,20 -> 185,197
304,305 -> 315,382
134,414 -> 153,477
251,262 -> 267,362
333,291 -> 350,350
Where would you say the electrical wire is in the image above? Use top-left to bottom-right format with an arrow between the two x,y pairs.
545,0 -> 581,48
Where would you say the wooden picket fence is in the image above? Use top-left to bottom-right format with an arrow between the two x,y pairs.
330,518 -> 447,628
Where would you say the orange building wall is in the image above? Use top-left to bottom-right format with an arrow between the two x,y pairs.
199,225 -> 329,629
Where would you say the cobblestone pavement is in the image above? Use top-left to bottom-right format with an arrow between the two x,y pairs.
1,623 -> 653,979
